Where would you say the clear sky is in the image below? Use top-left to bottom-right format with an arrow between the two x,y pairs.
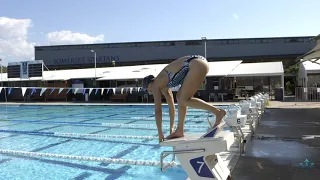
0,0 -> 319,65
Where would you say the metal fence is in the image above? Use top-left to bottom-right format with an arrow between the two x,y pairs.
295,87 -> 320,102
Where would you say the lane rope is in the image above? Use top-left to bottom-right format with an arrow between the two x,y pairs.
0,119 -> 209,129
0,129 -> 159,140
0,149 -> 181,167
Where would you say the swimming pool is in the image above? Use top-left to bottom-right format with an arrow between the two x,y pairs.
0,104 -> 228,180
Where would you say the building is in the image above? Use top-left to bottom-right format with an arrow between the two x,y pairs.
296,36 -> 320,101
35,36 -> 316,70
0,36 -> 317,102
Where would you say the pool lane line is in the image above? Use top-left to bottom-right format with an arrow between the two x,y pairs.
0,149 -> 181,167
2,113 -> 122,122
0,130 -> 160,147
0,119 -> 209,129
0,129 -> 160,140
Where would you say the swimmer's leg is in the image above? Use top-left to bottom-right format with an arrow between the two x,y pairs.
166,59 -> 226,139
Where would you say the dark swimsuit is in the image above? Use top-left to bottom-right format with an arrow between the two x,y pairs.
163,55 -> 207,89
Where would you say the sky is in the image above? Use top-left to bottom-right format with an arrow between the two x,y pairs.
0,0 -> 319,65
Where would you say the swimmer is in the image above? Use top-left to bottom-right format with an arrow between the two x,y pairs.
142,55 -> 227,142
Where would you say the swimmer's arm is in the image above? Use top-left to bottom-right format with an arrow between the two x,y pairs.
153,87 -> 163,138
162,88 -> 175,133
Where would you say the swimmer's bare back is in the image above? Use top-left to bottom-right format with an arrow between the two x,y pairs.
155,56 -> 191,85
162,56 -> 190,74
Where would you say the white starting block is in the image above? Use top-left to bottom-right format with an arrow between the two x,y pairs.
224,104 -> 247,127
247,97 -> 261,124
223,104 -> 248,154
239,100 -> 256,132
254,95 -> 266,113
160,122 -> 233,180
258,93 -> 269,112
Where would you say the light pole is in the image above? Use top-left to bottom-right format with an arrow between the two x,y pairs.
201,37 -> 207,59
90,50 -> 97,87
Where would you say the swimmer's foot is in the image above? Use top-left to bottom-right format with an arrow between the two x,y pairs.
213,109 -> 227,128
165,131 -> 184,139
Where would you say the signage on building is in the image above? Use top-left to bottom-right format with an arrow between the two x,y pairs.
52,56 -> 120,65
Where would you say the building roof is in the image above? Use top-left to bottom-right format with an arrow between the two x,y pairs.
96,60 -> 243,81
228,62 -> 284,77
35,36 -> 315,48
0,61 -> 285,82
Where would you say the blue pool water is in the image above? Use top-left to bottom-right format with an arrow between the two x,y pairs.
0,104 -> 229,180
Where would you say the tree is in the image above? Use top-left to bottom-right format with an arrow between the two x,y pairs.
284,64 -> 299,94
284,64 -> 299,81
0,66 -> 7,73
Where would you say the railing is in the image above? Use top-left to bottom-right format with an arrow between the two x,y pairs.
295,87 -> 320,102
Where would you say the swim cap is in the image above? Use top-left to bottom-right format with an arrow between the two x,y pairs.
142,75 -> 155,90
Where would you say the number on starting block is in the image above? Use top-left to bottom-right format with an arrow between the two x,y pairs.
190,156 -> 215,178
224,115 -> 246,126
249,108 -> 257,114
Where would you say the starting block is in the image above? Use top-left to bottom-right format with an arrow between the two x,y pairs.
224,104 -> 247,127
239,100 -> 258,132
160,121 -> 233,180
247,97 -> 261,124
223,104 -> 248,154
257,93 -> 268,113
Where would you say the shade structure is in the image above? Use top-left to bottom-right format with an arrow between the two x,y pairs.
228,62 -> 284,77
207,60 -> 243,77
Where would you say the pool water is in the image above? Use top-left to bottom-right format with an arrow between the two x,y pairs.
0,104 -> 228,180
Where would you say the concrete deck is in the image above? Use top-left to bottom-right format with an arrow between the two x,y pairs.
231,101 -> 320,180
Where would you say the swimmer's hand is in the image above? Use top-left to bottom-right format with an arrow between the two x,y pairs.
159,133 -> 164,143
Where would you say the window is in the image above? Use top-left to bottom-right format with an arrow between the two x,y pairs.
249,40 -> 256,44
128,43 -> 136,47
285,38 -> 300,43
227,40 -> 239,44
185,41 -> 201,45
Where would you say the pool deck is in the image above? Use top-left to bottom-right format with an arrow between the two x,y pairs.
231,101 -> 320,180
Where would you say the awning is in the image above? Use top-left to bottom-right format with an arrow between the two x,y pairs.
0,73 -> 43,82
42,68 -> 107,81
97,64 -> 167,81
97,61 -> 243,80
302,59 -> 320,74
207,60 -> 242,76
228,62 -> 284,77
